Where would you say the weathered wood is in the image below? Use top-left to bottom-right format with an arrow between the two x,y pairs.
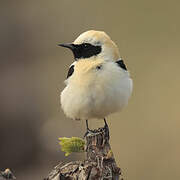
44,126 -> 123,180
0,169 -> 16,180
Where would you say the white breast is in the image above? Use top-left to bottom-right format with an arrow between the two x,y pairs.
60,61 -> 133,120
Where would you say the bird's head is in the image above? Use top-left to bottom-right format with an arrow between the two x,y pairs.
59,30 -> 120,61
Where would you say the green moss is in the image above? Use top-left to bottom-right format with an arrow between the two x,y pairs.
59,137 -> 85,156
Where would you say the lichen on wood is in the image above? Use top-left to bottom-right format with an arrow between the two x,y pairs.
59,137 -> 85,156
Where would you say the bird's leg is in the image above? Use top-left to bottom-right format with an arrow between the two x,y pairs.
86,119 -> 89,130
84,120 -> 91,138
104,118 -> 110,140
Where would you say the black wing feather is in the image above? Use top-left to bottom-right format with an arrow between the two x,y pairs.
67,65 -> 74,79
116,59 -> 127,71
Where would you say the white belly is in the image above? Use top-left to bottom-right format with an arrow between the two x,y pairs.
60,62 -> 133,120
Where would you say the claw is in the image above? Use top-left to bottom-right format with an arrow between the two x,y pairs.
84,120 -> 90,138
84,130 -> 90,138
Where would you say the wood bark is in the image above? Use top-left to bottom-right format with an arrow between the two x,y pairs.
44,126 -> 123,180
0,169 -> 16,180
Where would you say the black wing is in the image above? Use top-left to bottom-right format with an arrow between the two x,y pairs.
116,59 -> 127,71
67,65 -> 74,79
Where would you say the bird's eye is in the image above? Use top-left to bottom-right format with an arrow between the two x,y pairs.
96,65 -> 102,70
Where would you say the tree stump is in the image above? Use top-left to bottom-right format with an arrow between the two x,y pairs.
44,126 -> 123,180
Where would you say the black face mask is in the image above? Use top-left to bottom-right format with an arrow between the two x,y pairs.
59,43 -> 102,60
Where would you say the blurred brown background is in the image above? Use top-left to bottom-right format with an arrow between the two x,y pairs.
0,0 -> 180,179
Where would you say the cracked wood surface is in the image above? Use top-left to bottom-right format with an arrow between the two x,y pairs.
44,126 -> 123,180
0,169 -> 16,180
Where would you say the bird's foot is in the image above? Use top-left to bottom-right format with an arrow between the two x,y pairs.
84,120 -> 92,138
84,119 -> 110,140
83,129 -> 92,138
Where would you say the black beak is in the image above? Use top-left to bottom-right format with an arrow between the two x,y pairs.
58,43 -> 79,60
58,43 -> 75,50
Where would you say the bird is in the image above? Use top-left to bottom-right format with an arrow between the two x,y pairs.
58,30 -> 133,137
